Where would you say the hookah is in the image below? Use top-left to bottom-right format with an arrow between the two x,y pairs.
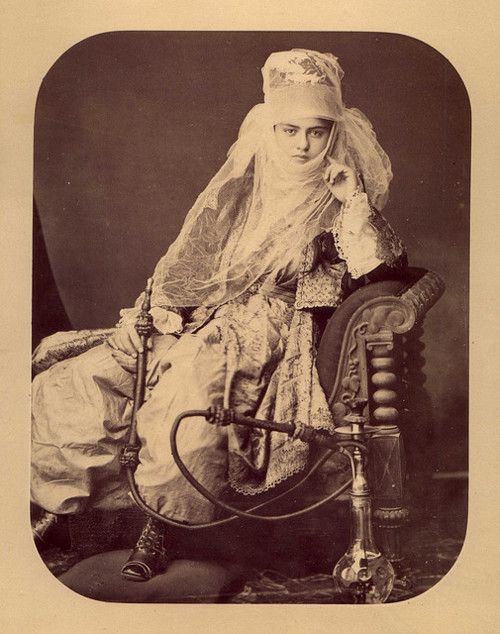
120,279 -> 396,604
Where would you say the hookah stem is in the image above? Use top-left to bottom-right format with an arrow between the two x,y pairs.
128,277 -> 154,448
351,447 -> 371,570
214,410 -> 368,453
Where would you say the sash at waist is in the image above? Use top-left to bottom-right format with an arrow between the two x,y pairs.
184,279 -> 295,334
247,279 -> 296,306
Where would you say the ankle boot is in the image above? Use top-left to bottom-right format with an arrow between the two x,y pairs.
121,516 -> 168,582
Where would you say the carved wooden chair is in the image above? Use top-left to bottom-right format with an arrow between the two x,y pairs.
316,266 -> 445,571
32,266 -> 444,587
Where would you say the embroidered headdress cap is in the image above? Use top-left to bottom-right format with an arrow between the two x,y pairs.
262,49 -> 344,122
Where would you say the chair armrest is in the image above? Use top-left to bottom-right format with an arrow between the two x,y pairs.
32,328 -> 115,374
316,268 -> 445,423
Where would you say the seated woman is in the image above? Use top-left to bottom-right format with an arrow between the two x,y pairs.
31,48 -> 406,582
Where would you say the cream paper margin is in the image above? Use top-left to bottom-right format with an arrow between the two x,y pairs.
0,1 -> 498,632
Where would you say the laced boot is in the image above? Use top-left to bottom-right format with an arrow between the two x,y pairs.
32,511 -> 70,551
121,516 -> 168,582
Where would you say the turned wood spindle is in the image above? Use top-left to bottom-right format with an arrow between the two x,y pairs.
370,345 -> 399,426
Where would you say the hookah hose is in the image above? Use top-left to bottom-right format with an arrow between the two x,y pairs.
123,412 -> 364,528
172,410 -> 371,521
120,279 -> 366,529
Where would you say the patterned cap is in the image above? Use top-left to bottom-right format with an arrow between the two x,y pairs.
262,49 -> 345,122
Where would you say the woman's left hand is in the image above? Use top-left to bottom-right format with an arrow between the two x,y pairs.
323,156 -> 359,203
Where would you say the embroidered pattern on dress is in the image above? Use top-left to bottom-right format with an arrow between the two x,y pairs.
228,307 -> 340,495
294,242 -> 345,310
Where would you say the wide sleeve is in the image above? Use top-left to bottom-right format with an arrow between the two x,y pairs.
331,189 -> 406,279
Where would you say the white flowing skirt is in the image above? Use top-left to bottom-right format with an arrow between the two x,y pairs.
31,293 -> 293,522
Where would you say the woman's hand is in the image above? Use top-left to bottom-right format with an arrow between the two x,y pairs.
106,322 -> 152,373
323,156 -> 359,203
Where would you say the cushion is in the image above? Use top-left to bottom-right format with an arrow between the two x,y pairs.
58,549 -> 244,603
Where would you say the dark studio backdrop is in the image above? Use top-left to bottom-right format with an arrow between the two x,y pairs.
33,32 -> 469,475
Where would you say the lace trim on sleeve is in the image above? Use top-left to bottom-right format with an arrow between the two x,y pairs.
331,190 -> 382,278
331,190 -> 406,279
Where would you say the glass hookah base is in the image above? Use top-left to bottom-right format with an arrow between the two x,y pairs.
333,552 -> 395,604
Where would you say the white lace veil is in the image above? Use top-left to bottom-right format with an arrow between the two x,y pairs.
150,49 -> 393,309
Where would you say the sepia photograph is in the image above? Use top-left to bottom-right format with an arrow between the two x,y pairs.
29,31 -> 470,605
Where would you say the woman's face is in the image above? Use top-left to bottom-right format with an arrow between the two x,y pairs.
274,117 -> 333,163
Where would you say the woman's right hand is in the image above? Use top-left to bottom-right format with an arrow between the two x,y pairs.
106,323 -> 151,372
323,156 -> 359,203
